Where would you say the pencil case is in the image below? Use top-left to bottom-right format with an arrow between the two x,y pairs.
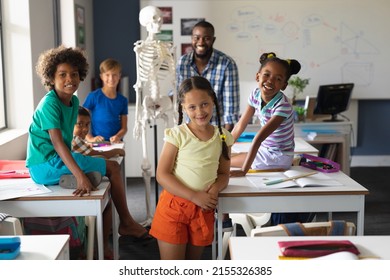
0,237 -> 21,260
278,240 -> 360,258
91,141 -> 111,147
298,153 -> 340,173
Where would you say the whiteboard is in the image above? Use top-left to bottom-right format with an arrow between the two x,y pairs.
141,0 -> 390,100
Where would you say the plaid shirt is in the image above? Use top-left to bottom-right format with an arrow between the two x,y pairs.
176,49 -> 240,125
72,136 -> 93,155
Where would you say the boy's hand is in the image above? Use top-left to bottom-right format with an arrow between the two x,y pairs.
72,175 -> 97,196
110,135 -> 122,143
93,135 -> 105,142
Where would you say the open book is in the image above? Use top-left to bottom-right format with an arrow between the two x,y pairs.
246,169 -> 343,189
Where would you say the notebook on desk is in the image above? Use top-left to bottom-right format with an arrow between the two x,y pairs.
246,169 -> 343,189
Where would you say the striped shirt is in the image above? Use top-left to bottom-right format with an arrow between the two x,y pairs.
248,89 -> 295,152
176,49 -> 240,125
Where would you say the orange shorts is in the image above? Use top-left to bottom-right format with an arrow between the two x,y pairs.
149,190 -> 215,246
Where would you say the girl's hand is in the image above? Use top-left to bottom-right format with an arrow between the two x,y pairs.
230,169 -> 247,177
205,184 -> 219,200
191,191 -> 218,211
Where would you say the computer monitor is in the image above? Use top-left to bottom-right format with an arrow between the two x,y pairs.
313,83 -> 354,122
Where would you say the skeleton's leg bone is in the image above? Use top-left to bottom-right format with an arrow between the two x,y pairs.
140,121 -> 153,226
141,169 -> 153,227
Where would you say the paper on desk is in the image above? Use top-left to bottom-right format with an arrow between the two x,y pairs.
93,142 -> 125,152
310,251 -> 359,260
245,170 -> 342,189
0,178 -> 51,200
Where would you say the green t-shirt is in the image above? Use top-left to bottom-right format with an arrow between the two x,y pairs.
26,90 -> 79,167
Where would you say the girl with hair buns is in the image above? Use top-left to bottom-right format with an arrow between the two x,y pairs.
230,52 -> 313,225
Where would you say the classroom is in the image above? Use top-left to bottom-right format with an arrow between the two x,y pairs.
0,0 -> 389,266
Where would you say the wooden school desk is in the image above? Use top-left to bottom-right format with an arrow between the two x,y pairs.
229,236 -> 390,260
0,179 -> 115,260
214,166 -> 369,260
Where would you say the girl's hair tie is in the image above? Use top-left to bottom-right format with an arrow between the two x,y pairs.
220,134 -> 226,141
267,53 -> 275,58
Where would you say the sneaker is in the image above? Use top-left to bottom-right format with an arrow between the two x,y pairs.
59,171 -> 102,189
222,218 -> 233,232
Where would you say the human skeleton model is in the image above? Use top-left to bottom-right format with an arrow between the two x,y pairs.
133,6 -> 176,226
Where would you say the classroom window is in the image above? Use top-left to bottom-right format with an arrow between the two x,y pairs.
0,1 -> 6,130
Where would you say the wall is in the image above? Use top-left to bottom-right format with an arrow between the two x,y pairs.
92,0 -> 140,103
61,0 -> 95,104
0,1 -> 388,165
0,0 -> 95,160
351,100 -> 390,166
135,0 -> 390,166
141,0 -> 389,101
0,0 -> 55,159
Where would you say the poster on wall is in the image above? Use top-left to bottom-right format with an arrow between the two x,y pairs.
181,18 -> 204,35
181,43 -> 192,56
156,30 -> 173,41
158,7 -> 173,24
75,5 -> 86,49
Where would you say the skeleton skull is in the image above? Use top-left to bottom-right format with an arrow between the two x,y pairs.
139,6 -> 162,35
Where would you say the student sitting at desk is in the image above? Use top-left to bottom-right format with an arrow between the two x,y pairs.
26,46 -> 152,253
83,58 -> 128,143
73,106 -> 125,159
230,52 -> 313,225
72,106 -> 125,259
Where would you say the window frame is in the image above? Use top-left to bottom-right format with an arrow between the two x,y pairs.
0,1 -> 7,130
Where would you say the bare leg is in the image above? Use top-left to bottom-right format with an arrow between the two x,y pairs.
185,244 -> 205,260
230,153 -> 248,168
105,160 -> 148,238
157,240 -> 205,260
157,239 -> 186,260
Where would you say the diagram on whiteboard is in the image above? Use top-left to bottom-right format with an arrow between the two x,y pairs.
141,0 -> 388,99
218,4 -> 382,97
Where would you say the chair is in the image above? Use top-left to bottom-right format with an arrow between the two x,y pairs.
220,213 -> 271,259
0,217 -> 24,235
230,213 -> 271,236
251,220 -> 356,237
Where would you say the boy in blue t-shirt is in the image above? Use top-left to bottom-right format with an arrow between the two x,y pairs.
83,59 -> 128,143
